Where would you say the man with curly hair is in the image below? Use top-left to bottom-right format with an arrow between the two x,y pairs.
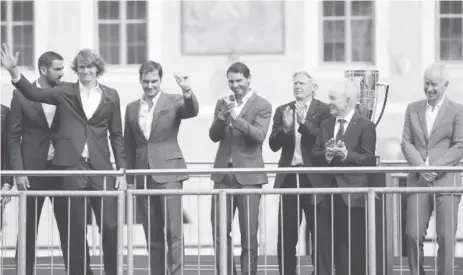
0,44 -> 126,275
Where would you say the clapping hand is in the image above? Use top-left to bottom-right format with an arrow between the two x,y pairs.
325,139 -> 347,160
282,106 -> 293,132
218,96 -> 236,121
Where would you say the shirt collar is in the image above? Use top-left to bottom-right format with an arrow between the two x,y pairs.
79,81 -> 100,92
336,108 -> 355,125
141,91 -> 161,105
426,96 -> 445,110
36,80 -> 42,88
238,89 -> 254,104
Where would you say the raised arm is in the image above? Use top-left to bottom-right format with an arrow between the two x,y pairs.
298,105 -> 331,138
7,91 -> 24,171
12,74 -> 61,105
209,99 -> 227,142
233,101 -> 272,144
401,104 -> 425,166
108,91 -> 127,170
1,107 -> 12,186
177,92 -> 199,119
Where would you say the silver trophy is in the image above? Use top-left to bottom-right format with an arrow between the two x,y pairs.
345,70 -> 389,127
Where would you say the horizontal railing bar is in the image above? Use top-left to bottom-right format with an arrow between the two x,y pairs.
0,191 -> 121,197
0,170 -> 123,176
2,166 -> 463,177
375,186 -> 463,194
127,189 -> 221,196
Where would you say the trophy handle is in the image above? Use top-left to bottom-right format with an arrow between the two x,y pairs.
374,83 -> 389,127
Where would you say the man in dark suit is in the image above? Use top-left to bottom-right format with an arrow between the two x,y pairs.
8,51 -> 91,275
313,80 -> 376,275
209,62 -> 272,275
269,72 -> 332,275
124,61 -> 199,275
1,104 -> 13,215
0,44 -> 126,275
401,64 -> 463,275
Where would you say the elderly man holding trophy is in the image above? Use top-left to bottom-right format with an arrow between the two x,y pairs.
313,70 -> 388,275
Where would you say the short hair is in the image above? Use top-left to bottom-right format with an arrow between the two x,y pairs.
330,79 -> 360,104
138,61 -> 163,79
71,49 -> 106,77
292,71 -> 313,80
226,62 -> 250,78
424,63 -> 449,82
37,51 -> 63,70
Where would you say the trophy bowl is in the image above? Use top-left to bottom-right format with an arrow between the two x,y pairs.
345,70 -> 389,127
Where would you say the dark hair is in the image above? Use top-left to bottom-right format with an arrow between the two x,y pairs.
71,49 -> 106,77
226,62 -> 250,78
37,51 -> 63,70
139,60 -> 163,79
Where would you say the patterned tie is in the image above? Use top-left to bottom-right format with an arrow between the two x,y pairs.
335,119 -> 346,142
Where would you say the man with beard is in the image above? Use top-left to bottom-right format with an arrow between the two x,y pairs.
0,43 -> 126,275
124,61 -> 199,275
313,80 -> 376,275
8,51 -> 92,275
209,62 -> 272,275
269,71 -> 332,275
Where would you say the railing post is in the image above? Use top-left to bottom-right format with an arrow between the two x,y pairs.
368,188 -> 377,275
219,190 -> 227,275
17,192 -> 27,275
117,192 -> 125,275
127,191 -> 134,275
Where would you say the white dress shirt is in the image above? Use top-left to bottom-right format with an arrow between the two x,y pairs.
291,99 -> 311,166
229,89 -> 254,163
79,81 -> 102,158
424,96 -> 445,165
36,81 -> 56,160
138,92 -> 161,140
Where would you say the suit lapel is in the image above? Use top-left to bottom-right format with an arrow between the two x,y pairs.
149,92 -> 166,139
72,82 -> 87,120
305,98 -> 317,119
325,116 -> 336,141
131,101 -> 146,141
31,81 -> 50,128
89,85 -> 108,121
237,92 -> 257,118
417,101 -> 429,140
343,111 -> 360,139
429,98 -> 449,137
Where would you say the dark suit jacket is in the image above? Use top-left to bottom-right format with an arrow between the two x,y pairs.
124,92 -> 199,184
209,92 -> 272,185
269,98 -> 331,192
12,75 -> 126,170
1,105 -> 12,186
401,98 -> 463,187
313,111 -> 376,207
8,83 -> 60,171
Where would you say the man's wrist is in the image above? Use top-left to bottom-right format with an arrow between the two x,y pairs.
182,89 -> 192,98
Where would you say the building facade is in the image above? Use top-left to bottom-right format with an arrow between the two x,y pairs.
1,0 -> 462,256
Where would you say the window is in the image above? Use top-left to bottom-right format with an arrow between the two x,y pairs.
438,0 -> 463,61
0,0 -> 34,67
97,0 -> 148,65
321,0 -> 375,64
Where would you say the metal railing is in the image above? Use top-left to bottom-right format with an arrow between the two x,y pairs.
1,165 -> 463,275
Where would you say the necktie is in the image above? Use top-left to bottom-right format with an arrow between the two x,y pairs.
336,119 -> 346,142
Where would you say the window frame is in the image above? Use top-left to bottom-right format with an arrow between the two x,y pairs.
96,0 -> 148,66
319,0 -> 376,65
436,0 -> 463,63
0,0 -> 35,68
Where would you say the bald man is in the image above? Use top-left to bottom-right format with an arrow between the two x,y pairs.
313,80 -> 377,275
401,64 -> 463,275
